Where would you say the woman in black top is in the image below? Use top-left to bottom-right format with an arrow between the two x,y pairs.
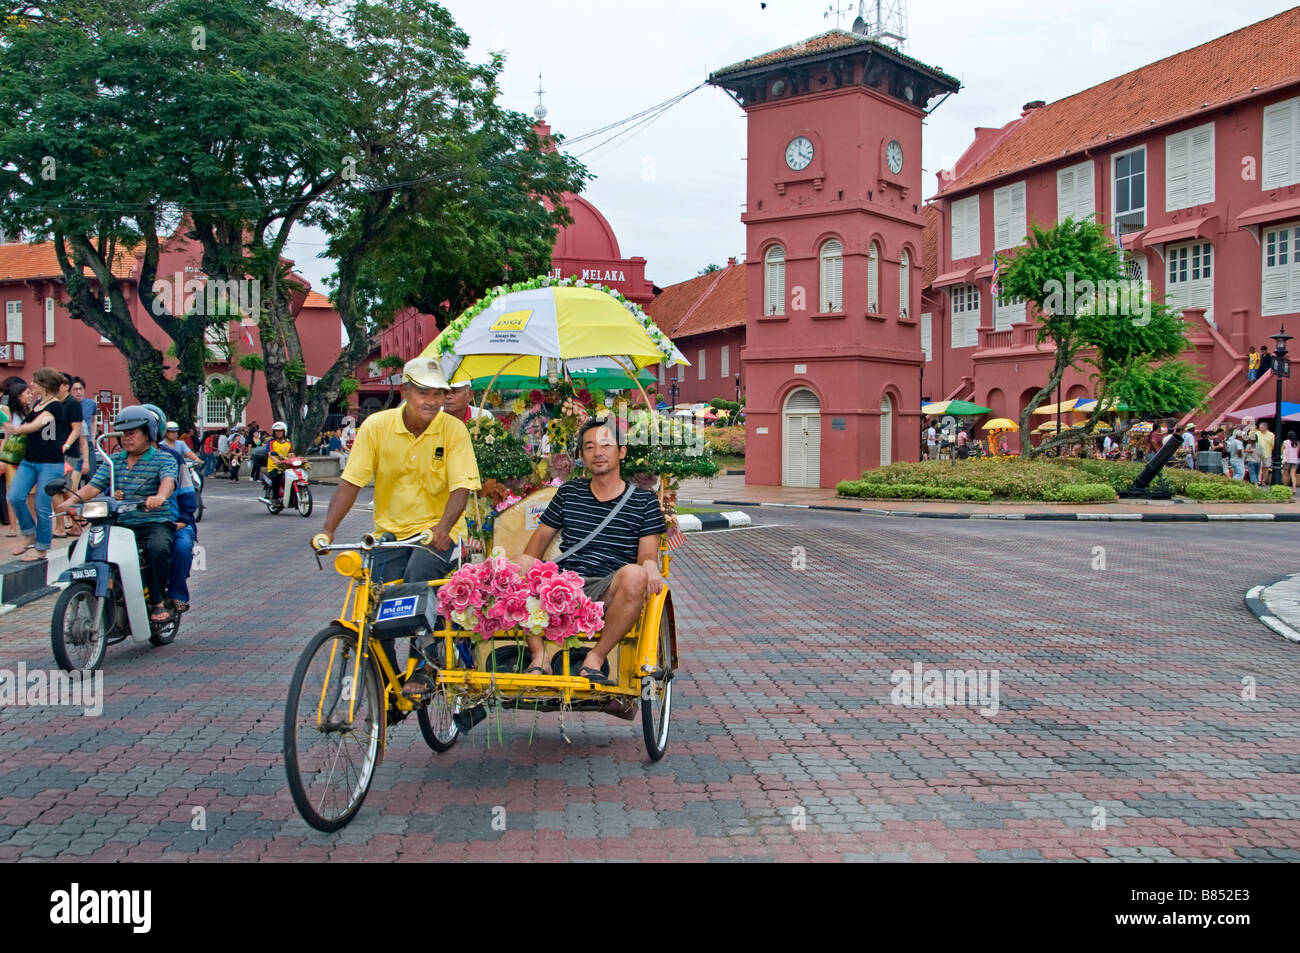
2,367 -> 67,559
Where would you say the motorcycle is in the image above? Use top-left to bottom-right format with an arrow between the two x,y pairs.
261,457 -> 312,517
187,459 -> 204,522
45,436 -> 182,672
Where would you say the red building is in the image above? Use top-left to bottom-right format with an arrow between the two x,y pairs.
707,31 -> 960,488
924,7 -> 1300,449
0,231 -> 342,435
645,261 -> 746,408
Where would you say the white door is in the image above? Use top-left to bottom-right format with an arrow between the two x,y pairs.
880,395 -> 893,467
782,388 -> 821,488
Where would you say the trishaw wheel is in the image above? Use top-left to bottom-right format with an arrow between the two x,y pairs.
641,611 -> 673,761
417,685 -> 460,752
284,624 -> 383,832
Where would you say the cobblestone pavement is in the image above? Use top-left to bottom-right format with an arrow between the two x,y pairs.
1,482 -> 1298,862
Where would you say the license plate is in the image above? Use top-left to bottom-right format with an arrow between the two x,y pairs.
69,566 -> 96,580
377,596 -> 418,621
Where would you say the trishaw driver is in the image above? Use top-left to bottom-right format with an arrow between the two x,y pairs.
517,417 -> 666,684
313,357 -> 481,693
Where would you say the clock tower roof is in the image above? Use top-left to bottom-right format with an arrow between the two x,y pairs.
709,29 -> 959,106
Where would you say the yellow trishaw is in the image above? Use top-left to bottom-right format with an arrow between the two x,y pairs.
283,279 -> 695,832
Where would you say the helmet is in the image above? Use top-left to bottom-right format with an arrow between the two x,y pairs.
166,420 -> 179,432
113,405 -> 159,443
272,420 -> 287,433
139,403 -> 168,439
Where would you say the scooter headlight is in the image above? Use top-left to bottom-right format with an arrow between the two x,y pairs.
81,501 -> 110,520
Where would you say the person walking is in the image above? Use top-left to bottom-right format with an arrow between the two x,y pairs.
925,421 -> 938,461
1282,430 -> 1300,492
227,427 -> 246,481
69,377 -> 98,483
54,372 -> 86,537
1247,345 -> 1260,382
1257,421 -> 1276,485
1,376 -> 32,537
1245,432 -> 1263,485
1226,429 -> 1246,480
1181,423 -> 1196,468
1259,346 -> 1274,377
2,368 -> 69,561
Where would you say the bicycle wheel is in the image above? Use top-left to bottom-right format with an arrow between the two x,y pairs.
416,684 -> 460,752
641,610 -> 673,761
296,486 -> 313,518
284,624 -> 384,831
50,581 -> 109,672
194,486 -> 204,522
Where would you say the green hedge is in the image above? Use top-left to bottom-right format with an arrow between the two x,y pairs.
852,458 -> 1274,502
1270,484 -> 1293,501
837,481 -> 994,501
1042,483 -> 1119,503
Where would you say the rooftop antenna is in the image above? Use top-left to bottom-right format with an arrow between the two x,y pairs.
824,2 -> 854,29
852,0 -> 909,52
533,72 -> 547,121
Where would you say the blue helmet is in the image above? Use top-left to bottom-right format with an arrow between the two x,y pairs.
113,405 -> 159,443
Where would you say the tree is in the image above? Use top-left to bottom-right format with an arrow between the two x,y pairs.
996,218 -> 1206,457
697,263 -> 722,275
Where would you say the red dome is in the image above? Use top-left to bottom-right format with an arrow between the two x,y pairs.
552,194 -> 621,260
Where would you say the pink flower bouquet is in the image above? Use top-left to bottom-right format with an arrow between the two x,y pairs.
435,557 -> 604,646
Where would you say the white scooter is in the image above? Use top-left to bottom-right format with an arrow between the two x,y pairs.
47,433 -> 181,672
260,457 -> 312,517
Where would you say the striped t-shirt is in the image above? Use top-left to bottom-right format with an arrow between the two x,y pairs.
89,446 -> 179,525
540,480 -> 666,578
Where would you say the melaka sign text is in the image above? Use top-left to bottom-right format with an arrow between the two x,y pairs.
550,267 -> 628,284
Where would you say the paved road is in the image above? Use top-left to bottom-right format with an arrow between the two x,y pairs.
1,481 -> 1298,861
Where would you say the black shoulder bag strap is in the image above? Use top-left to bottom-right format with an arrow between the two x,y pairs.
556,483 -> 634,562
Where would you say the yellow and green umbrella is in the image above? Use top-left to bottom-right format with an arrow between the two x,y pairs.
1032,397 -> 1094,415
422,282 -> 688,386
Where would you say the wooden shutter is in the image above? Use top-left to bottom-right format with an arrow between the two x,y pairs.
899,250 -> 910,318
951,196 -> 979,260
1262,227 -> 1292,316
5,300 -> 21,342
1263,99 -> 1297,190
1166,130 -> 1190,210
1190,124 -> 1214,205
783,421 -> 803,486
697,348 -> 706,380
880,395 -> 892,467
1057,166 -> 1076,222
44,297 -> 54,344
765,246 -> 785,315
994,187 -> 1011,249
720,345 -> 729,378
867,242 -> 880,312
1009,183 -> 1025,247
821,240 -> 842,312
921,312 -> 932,361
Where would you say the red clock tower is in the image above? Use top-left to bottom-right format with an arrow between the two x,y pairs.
709,32 -> 958,487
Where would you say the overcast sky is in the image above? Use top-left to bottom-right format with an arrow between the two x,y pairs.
285,0 -> 1293,294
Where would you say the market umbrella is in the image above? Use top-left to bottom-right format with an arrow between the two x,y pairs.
473,366 -> 656,392
1034,420 -> 1076,433
1033,397 -> 1094,415
981,418 -> 1019,431
921,399 -> 990,415
1073,398 -> 1131,413
1128,421 -> 1153,433
425,284 -> 688,386
1223,401 -> 1300,422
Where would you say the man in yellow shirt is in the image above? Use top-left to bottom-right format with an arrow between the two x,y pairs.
314,357 -> 481,696
263,421 -> 295,504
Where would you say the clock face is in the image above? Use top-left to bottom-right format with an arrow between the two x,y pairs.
886,140 -> 904,175
785,136 -> 814,172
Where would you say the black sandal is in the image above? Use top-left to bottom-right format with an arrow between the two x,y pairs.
578,665 -> 615,686
402,667 -> 438,698
524,665 -> 549,676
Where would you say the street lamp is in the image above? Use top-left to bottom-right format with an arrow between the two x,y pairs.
669,378 -> 679,412
1270,326 -> 1292,486
734,372 -> 741,404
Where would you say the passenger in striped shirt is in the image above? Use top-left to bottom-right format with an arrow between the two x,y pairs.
517,417 -> 666,684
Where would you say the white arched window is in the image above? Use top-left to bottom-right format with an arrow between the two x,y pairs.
764,245 -> 786,316
899,249 -> 910,319
820,239 -> 843,313
867,241 -> 880,313
201,374 -> 244,428
880,394 -> 893,466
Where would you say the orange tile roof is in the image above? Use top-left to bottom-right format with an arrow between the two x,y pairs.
0,241 -> 138,282
301,290 -> 334,309
646,264 -> 746,341
938,7 -> 1300,196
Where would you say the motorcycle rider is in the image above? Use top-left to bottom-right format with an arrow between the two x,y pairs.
146,408 -> 199,613
163,421 -> 201,465
56,406 -> 177,623
313,357 -> 480,699
262,421 -> 294,506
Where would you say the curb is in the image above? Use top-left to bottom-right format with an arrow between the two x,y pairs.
681,497 -> 1300,522
677,511 -> 752,532
0,546 -> 68,611
1245,575 -> 1300,644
